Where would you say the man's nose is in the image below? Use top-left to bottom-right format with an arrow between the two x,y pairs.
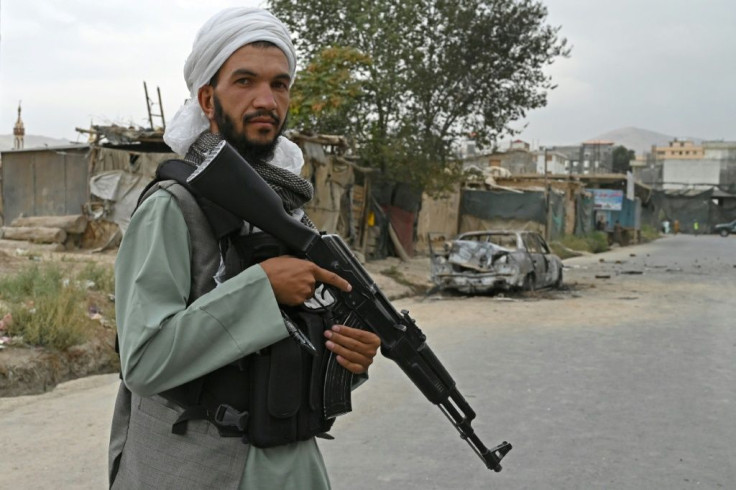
252,84 -> 277,110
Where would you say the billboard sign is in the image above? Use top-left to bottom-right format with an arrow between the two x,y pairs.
590,189 -> 624,211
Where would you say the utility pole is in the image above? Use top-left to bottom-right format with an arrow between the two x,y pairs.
544,147 -> 549,241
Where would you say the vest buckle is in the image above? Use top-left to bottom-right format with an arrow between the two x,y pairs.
214,404 -> 249,432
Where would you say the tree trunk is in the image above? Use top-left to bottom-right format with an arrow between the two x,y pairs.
0,239 -> 65,252
10,215 -> 87,234
1,227 -> 67,244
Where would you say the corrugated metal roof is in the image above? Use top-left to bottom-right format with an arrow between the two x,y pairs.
1,144 -> 89,155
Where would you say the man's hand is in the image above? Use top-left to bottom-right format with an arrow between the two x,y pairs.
260,256 -> 352,306
324,325 -> 381,374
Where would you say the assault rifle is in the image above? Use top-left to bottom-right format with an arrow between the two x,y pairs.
187,141 -> 512,472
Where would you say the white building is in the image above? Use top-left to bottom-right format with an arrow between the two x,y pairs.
662,159 -> 721,190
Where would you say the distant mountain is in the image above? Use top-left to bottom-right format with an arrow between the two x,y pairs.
591,127 -> 703,156
0,134 -> 73,151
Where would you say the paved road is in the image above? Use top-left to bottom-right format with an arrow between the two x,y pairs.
1,235 -> 734,489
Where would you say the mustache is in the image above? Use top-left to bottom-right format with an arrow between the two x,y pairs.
243,110 -> 280,126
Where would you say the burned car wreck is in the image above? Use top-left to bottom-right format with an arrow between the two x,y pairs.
428,231 -> 563,293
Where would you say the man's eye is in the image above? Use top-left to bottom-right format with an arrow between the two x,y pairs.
235,78 -> 252,85
273,81 -> 289,90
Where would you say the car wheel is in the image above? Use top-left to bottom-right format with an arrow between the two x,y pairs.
720,229 -> 730,237
554,270 -> 563,288
522,273 -> 535,291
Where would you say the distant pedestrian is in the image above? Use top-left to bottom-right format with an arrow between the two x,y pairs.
693,221 -> 699,235
596,216 -> 606,231
673,219 -> 680,234
613,220 -> 623,245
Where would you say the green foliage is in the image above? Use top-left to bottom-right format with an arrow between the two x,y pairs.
640,225 -> 660,243
0,262 -> 116,350
548,241 -> 580,260
289,46 -> 372,134
559,232 -> 610,254
270,0 -> 569,193
612,145 -> 635,173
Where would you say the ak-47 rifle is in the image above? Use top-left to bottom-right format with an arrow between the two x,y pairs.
186,141 -> 512,472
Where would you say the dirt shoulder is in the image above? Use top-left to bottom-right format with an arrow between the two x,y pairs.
0,247 -> 119,397
0,242 -> 654,398
0,246 -> 430,398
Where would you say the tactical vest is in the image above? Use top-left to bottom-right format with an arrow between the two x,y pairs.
134,159 -> 335,448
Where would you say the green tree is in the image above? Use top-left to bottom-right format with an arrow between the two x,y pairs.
289,46 -> 372,135
612,145 -> 635,173
271,0 -> 569,193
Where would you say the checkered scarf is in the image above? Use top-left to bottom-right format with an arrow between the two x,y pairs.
184,132 -> 315,228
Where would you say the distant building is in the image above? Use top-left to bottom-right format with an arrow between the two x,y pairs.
460,139 -> 535,175
654,139 -> 704,160
536,149 -> 568,174
508,139 -> 530,151
544,140 -> 614,175
662,159 -> 720,190
650,140 -> 736,191
703,140 -> 736,160
13,102 -> 25,150
501,141 -> 536,174
581,140 -> 615,174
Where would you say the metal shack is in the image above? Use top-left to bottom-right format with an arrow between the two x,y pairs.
0,144 -> 90,226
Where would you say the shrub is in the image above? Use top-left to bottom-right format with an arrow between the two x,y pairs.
558,232 -> 610,254
585,231 -> 610,253
640,225 -> 660,243
0,262 -> 115,350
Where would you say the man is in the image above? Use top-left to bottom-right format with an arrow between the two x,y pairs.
595,215 -> 606,231
109,8 -> 380,489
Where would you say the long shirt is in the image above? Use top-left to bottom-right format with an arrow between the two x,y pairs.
114,189 -> 331,489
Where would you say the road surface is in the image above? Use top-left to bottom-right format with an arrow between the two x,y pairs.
0,235 -> 734,489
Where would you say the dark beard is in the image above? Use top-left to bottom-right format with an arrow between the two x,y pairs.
213,95 -> 287,163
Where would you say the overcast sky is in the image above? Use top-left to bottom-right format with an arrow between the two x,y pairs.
1,0 -> 735,146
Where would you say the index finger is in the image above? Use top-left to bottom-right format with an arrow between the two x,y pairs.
313,265 -> 352,292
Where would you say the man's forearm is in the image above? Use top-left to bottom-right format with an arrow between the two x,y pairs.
116,193 -> 287,395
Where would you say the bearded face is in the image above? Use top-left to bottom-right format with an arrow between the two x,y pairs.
213,94 -> 288,163
206,44 -> 292,163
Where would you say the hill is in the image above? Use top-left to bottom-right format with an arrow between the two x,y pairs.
591,127 -> 703,156
0,134 -> 73,151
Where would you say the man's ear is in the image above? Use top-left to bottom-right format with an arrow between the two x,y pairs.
198,85 -> 216,121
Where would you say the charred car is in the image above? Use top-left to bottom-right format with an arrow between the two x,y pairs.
428,231 -> 563,293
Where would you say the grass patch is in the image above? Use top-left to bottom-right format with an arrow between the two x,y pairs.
77,261 -> 116,292
558,232 -> 610,254
640,225 -> 660,243
548,241 -> 580,260
0,262 -> 116,350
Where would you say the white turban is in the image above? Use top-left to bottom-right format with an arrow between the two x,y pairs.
163,7 -> 299,164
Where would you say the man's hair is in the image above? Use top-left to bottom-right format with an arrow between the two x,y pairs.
208,40 -> 280,88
